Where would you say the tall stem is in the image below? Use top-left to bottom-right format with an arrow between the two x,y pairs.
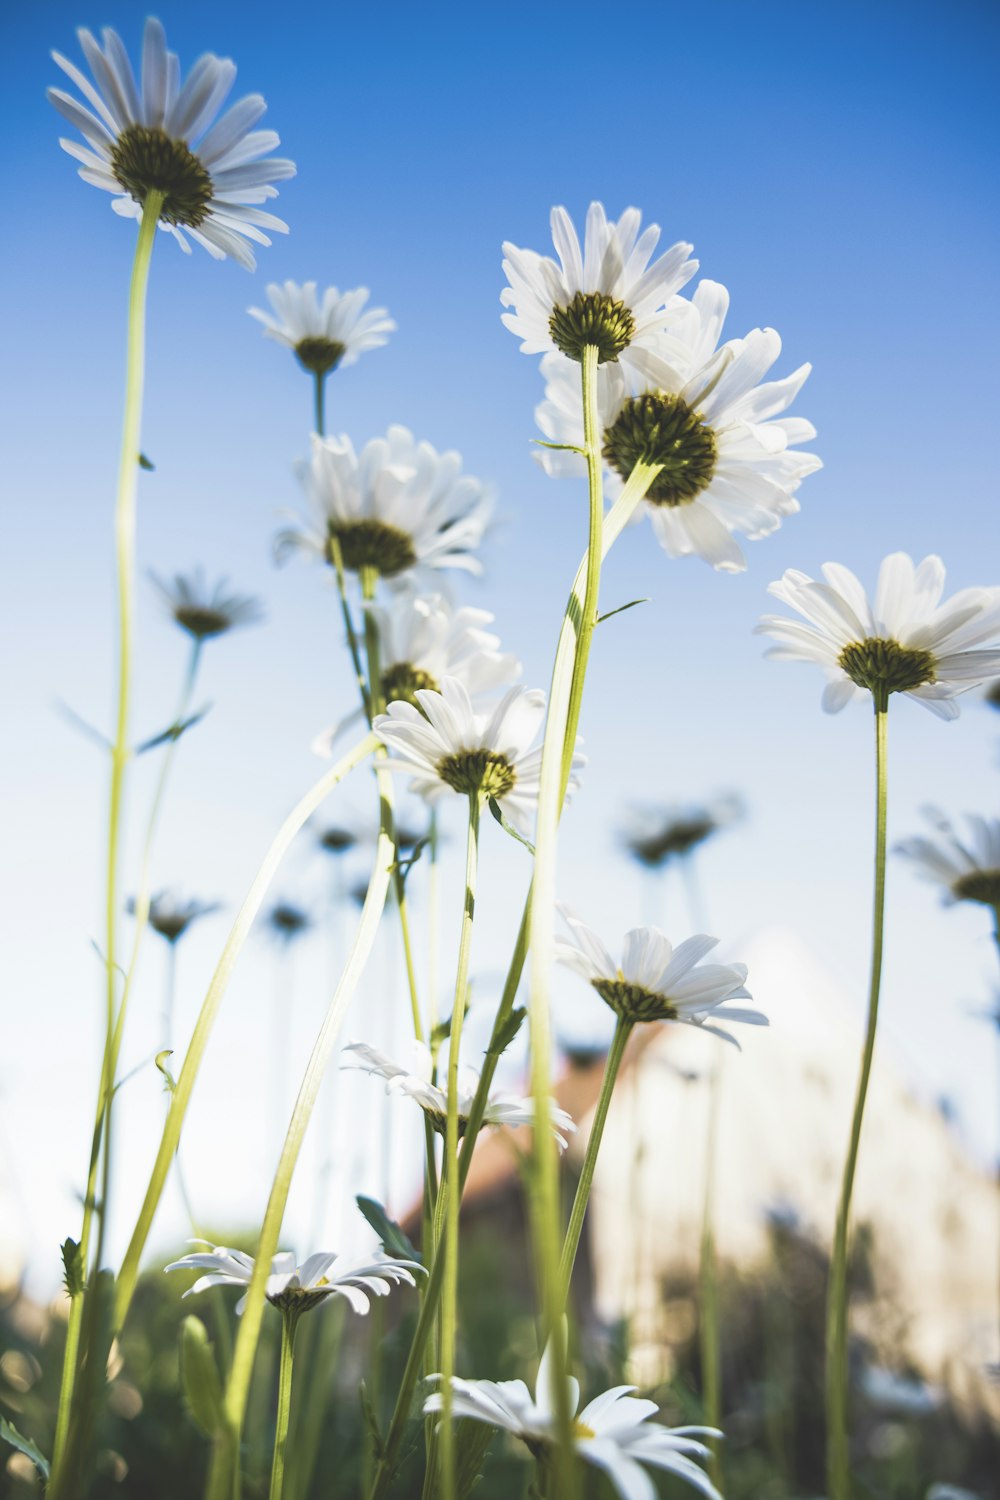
49,191 -> 163,1494
313,371 -> 326,437
699,1054 -> 723,1483
559,1017 -> 632,1290
437,796 -> 480,1500
825,700 -> 889,1500
269,1310 -> 300,1500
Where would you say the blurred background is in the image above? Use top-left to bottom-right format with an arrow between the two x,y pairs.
1,0 -> 998,1494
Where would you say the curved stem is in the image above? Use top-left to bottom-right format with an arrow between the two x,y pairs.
49,190 -> 163,1493
269,1310 -> 300,1500
206,785 -> 395,1500
825,701 -> 889,1500
559,1017 -> 632,1291
114,733 -> 377,1331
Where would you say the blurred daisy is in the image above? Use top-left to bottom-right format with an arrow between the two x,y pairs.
986,679 -> 1000,711
896,808 -> 1000,908
316,823 -> 359,856
341,1039 -> 575,1148
425,1333 -> 722,1500
129,890 -> 219,945
150,568 -> 263,640
276,428 -> 492,586
501,203 -> 697,377
536,281 -> 820,572
621,794 -> 743,870
373,678 -> 583,837
165,1242 -> 421,1315
264,901 -> 312,943
49,18 -> 294,268
757,553 -> 1000,717
248,280 -> 395,377
556,907 -> 764,1045
859,1365 -> 943,1419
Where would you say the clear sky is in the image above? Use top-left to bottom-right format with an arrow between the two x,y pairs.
1,0 -> 999,1288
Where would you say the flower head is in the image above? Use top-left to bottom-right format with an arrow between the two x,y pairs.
502,203 -> 697,378
150,568 -> 263,640
129,891 -> 220,944
341,1039 -> 575,1149
248,280 -> 395,377
49,18 -> 294,268
277,428 -> 492,587
621,794 -> 744,870
165,1242 -> 422,1316
896,808 -> 1000,908
536,281 -> 820,572
556,907 -> 764,1044
264,901 -> 312,943
757,553 -> 1000,716
425,1332 -> 722,1500
373,678 -> 583,837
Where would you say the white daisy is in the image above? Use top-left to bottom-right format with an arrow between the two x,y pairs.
150,568 -> 263,640
555,907 -> 765,1045
276,428 -> 492,587
127,891 -> 219,945
165,1242 -> 422,1316
501,203 -> 698,379
49,18 -> 294,269
895,807 -> 1000,908
621,794 -> 744,870
373,678 -> 584,837
424,1334 -> 722,1500
248,280 -> 395,377
756,553 -> 1000,717
340,1039 -> 575,1149
535,280 -> 821,572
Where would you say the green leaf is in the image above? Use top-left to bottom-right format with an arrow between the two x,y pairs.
488,1007 -> 526,1059
359,1379 -> 385,1461
596,597 -> 649,625
355,1196 -> 421,1265
179,1316 -> 225,1438
55,699 -> 112,752
155,1050 -> 177,1094
138,452 -> 155,471
61,1236 -> 84,1298
487,799 -> 535,855
391,835 -> 430,886
455,1418 -> 495,1499
430,1015 -> 452,1052
136,706 -> 209,755
532,439 -> 586,455
0,1417 -> 49,1479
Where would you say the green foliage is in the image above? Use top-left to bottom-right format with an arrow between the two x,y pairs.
0,1415 -> 50,1479
454,1418 -> 494,1499
61,1236 -> 84,1298
179,1316 -> 224,1438
356,1195 -> 421,1265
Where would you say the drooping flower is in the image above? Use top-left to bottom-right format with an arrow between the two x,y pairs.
621,794 -> 744,871
425,1334 -> 722,1500
895,808 -> 1000,908
165,1242 -> 422,1315
556,907 -> 764,1045
756,553 -> 1000,717
373,678 -> 583,837
276,429 -> 492,587
535,281 -> 820,572
49,18 -> 294,268
501,203 -> 697,379
150,569 -> 263,640
248,280 -> 395,377
128,890 -> 220,945
341,1039 -> 575,1148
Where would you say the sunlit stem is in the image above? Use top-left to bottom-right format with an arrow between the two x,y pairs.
699,1054 -> 723,1483
269,1308 -> 301,1500
206,781 -> 394,1500
114,733 -> 377,1332
825,697 -> 889,1500
559,1016 -> 632,1291
48,189 -> 163,1494
437,794 -> 480,1500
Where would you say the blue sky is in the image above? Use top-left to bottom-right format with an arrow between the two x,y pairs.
1,0 -> 999,1283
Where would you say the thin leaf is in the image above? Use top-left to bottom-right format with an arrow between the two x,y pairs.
0,1417 -> 50,1479
455,1418 -> 495,1499
179,1316 -> 224,1438
487,798 -> 535,855
355,1196 -> 421,1265
391,835 -> 430,885
135,706 -> 210,755
61,1237 -> 84,1298
138,453 -> 155,470
487,1007 -> 526,1059
359,1379 -> 385,1462
155,1050 -> 177,1094
596,597 -> 649,625
532,439 -> 585,455
55,699 -> 111,752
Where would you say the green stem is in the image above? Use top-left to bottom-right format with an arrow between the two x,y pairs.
115,733 -> 377,1331
313,371 -> 326,437
559,1017 -> 632,1292
825,700 -> 889,1500
699,1055 -> 723,1484
206,788 -> 395,1500
269,1310 -> 300,1500
437,796 -> 481,1500
49,189 -> 163,1495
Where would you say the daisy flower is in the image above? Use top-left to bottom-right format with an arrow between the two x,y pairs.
536,280 -> 820,572
501,203 -> 698,377
128,891 -> 219,945
341,1039 -> 575,1148
556,907 -> 764,1044
150,568 -> 263,640
276,428 -> 492,586
248,280 -> 395,377
263,901 -> 312,944
165,1242 -> 422,1315
896,808 -> 1000,908
373,678 -> 584,837
49,18 -> 294,269
756,553 -> 1000,717
621,794 -> 744,871
424,1334 -> 722,1500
